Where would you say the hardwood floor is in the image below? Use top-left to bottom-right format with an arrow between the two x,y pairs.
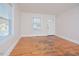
10,35 -> 79,56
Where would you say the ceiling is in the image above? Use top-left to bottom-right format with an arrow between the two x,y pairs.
16,3 -> 79,15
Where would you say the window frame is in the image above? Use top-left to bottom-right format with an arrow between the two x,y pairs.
0,4 -> 12,39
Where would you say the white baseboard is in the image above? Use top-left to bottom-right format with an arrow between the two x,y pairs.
3,36 -> 21,56
56,34 -> 79,45
21,34 -> 48,37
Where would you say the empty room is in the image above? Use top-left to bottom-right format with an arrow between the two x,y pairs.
0,3 -> 79,56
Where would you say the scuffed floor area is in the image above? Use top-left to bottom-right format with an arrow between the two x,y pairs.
10,36 -> 79,56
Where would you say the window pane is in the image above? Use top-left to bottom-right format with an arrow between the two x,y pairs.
0,17 -> 9,36
32,16 -> 41,33
0,4 -> 9,19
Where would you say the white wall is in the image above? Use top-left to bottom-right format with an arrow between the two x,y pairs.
0,5 -> 21,55
21,13 -> 55,37
56,6 -> 79,44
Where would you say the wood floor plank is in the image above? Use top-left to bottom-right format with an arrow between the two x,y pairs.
10,35 -> 79,56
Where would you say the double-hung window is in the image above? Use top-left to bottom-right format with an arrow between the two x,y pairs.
32,16 -> 41,33
0,4 -> 12,37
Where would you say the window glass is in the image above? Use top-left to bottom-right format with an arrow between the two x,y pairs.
32,16 -> 41,32
0,17 -> 9,36
0,4 -> 12,37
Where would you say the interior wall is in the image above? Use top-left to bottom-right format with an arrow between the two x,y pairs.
21,13 -> 55,37
0,5 -> 21,55
56,6 -> 79,44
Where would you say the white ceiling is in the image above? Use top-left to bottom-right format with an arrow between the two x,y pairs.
16,3 -> 79,15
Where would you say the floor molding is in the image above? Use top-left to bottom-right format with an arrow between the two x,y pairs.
55,34 -> 79,45
21,35 -> 48,37
3,36 -> 21,56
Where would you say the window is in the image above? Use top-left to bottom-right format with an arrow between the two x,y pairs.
32,16 -> 41,33
0,4 -> 12,37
